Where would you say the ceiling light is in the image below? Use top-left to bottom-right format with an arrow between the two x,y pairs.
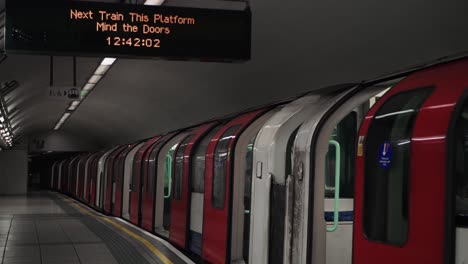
101,57 -> 116,66
144,0 -> 164,5
83,83 -> 95,91
88,74 -> 102,84
95,65 -> 110,75
68,101 -> 80,111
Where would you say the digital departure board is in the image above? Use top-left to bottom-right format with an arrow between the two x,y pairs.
5,0 -> 251,61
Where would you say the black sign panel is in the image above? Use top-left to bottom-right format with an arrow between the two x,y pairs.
5,0 -> 251,61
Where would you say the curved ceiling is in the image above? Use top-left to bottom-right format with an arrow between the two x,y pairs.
1,0 -> 468,149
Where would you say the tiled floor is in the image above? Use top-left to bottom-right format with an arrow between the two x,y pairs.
0,192 -> 191,264
0,194 -> 117,264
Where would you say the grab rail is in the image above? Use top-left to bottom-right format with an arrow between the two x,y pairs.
327,140 -> 341,232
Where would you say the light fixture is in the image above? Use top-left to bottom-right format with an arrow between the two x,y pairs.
88,74 -> 102,84
83,83 -> 96,91
95,65 -> 110,75
54,56 -> 117,131
68,100 -> 80,111
144,0 -> 164,5
101,57 -> 116,66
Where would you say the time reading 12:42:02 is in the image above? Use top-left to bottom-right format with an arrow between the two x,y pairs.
106,37 -> 161,48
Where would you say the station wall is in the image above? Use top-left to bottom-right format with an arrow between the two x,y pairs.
0,141 -> 28,195
28,131 -> 105,153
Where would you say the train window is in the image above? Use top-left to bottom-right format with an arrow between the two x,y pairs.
454,100 -> 468,221
325,112 -> 357,198
147,142 -> 162,194
243,137 -> 256,263
192,125 -> 222,193
165,143 -> 178,198
174,135 -> 194,200
363,88 -> 432,246
212,125 -> 241,209
131,150 -> 142,192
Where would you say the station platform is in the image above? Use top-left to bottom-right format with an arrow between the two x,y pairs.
0,192 -> 193,264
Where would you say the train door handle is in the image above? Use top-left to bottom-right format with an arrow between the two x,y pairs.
327,140 -> 341,232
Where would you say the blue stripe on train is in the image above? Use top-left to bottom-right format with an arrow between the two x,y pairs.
324,211 -> 354,222
189,231 -> 202,255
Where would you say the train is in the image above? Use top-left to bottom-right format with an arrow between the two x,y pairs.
49,57 -> 468,264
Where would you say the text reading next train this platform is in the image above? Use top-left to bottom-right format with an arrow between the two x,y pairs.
5,0 -> 251,61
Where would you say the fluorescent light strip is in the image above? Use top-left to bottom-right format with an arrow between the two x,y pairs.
54,57 -> 118,130
68,100 -> 81,111
95,65 -> 110,75
83,83 -> 96,91
88,74 -> 102,84
144,0 -> 164,5
101,57 -> 116,66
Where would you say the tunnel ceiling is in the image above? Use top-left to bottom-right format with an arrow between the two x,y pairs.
1,0 -> 468,148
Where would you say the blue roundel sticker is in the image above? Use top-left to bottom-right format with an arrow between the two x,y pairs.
378,142 -> 392,170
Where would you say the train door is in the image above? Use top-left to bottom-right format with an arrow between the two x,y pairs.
202,109 -> 267,264
288,83 -> 392,264
51,161 -> 59,190
75,157 -> 81,196
249,94 -> 326,264
122,142 -> 145,220
75,156 -> 84,197
189,125 -> 223,256
104,146 -> 127,214
154,132 -> 190,237
96,148 -> 118,209
57,160 -> 66,191
141,133 -> 177,231
170,123 -> 217,249
87,153 -> 102,204
353,59 -> 468,264
78,155 -> 90,200
230,109 -> 277,263
113,144 -> 137,217
61,159 -> 71,192
69,156 -> 80,195
129,137 -> 161,225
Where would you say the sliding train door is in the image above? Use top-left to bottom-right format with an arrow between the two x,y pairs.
140,132 -> 177,231
202,109 -> 267,264
169,122 -> 217,249
353,59 -> 468,264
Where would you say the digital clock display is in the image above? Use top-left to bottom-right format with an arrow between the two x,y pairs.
5,0 -> 251,62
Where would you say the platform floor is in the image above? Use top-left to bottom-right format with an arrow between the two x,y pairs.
0,192 -> 193,264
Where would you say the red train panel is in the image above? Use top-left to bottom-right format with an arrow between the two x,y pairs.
129,136 -> 161,225
353,59 -> 468,263
169,122 -> 217,248
113,143 -> 139,217
202,109 -> 267,264
141,132 -> 178,232
104,145 -> 128,214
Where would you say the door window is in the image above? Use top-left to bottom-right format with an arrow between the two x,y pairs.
454,100 -> 468,225
131,147 -> 145,192
325,112 -> 357,199
173,135 -> 194,200
212,125 -> 240,209
192,125 -> 222,194
363,88 -> 432,246
147,142 -> 162,194
165,143 -> 178,198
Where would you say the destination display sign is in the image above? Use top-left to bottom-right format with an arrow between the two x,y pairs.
5,0 -> 251,61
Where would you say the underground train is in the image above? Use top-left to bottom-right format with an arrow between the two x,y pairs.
49,57 -> 468,264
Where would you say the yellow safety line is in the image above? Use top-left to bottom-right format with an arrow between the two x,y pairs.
62,196 -> 174,264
